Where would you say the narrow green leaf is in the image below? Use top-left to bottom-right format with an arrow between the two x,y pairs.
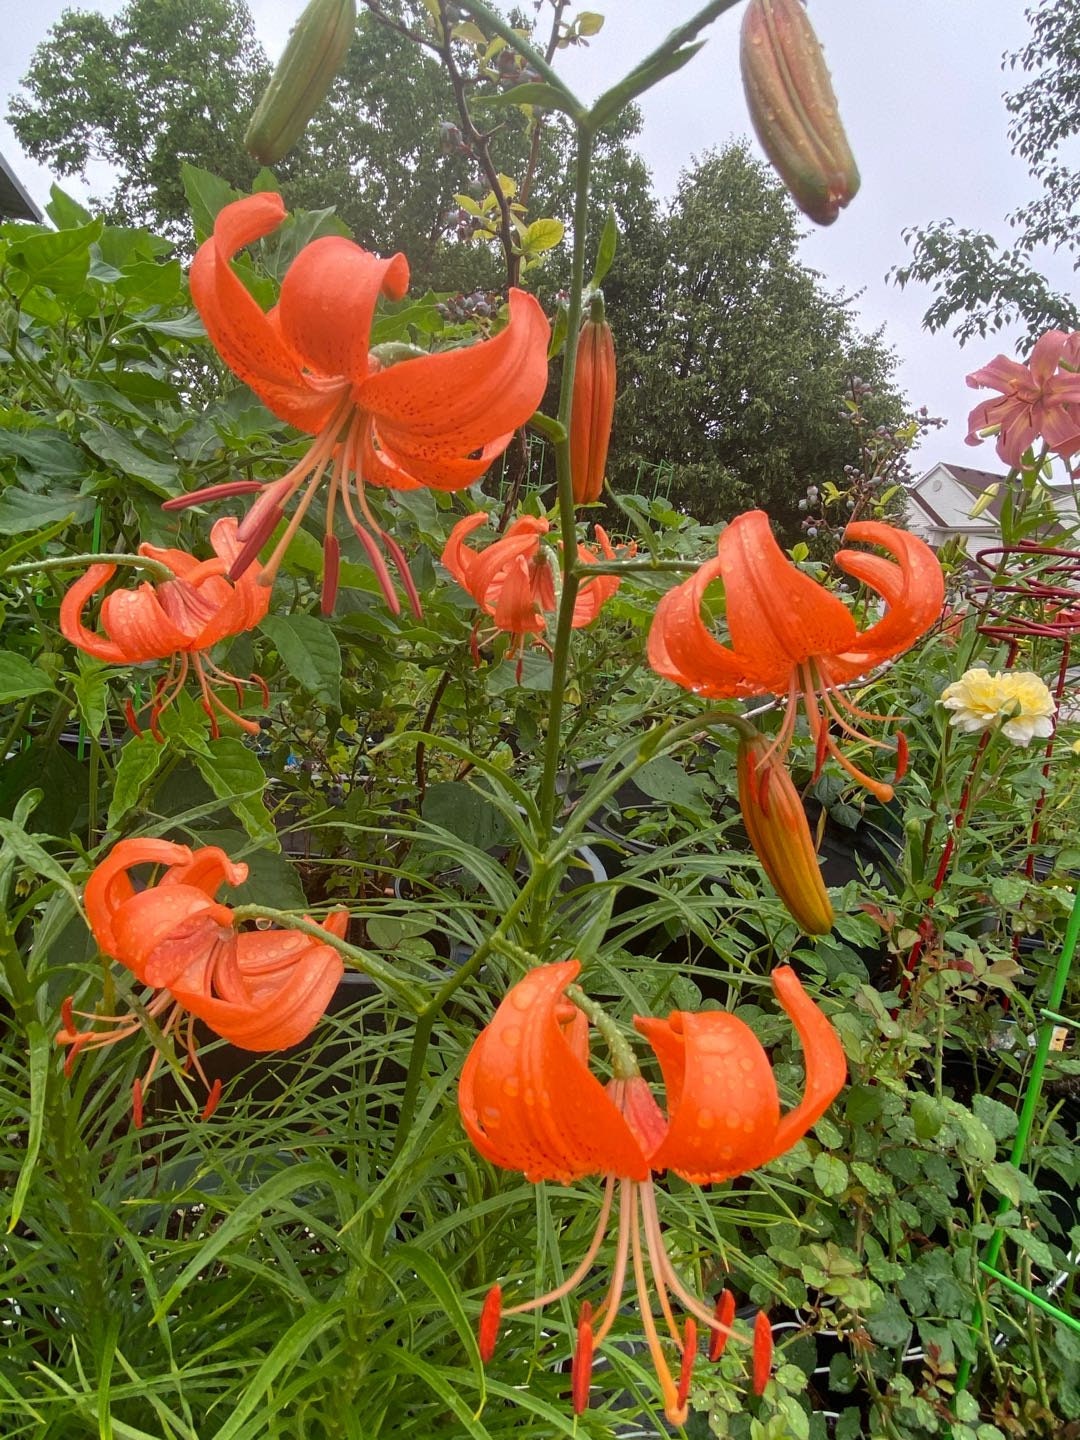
590,206 -> 618,288
151,1162 -> 340,1321
0,820 -> 83,909
210,1303 -> 341,1440
587,41 -> 706,130
471,82 -> 582,118
8,1021 -> 48,1231
0,515 -> 75,574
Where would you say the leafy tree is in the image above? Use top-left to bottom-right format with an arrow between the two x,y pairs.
892,0 -> 1080,345
8,0 -> 269,239
612,144 -> 906,539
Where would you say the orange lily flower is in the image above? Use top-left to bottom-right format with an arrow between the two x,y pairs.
58,839 -> 346,1123
459,959 -> 846,1423
60,518 -> 270,739
165,192 -> 550,614
648,509 -> 944,801
441,512 -> 622,672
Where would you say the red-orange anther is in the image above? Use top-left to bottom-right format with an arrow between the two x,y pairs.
569,300 -> 616,505
709,1289 -> 737,1362
676,1318 -> 698,1412
478,1284 -> 503,1363
753,1310 -> 774,1395
572,1301 -> 595,1414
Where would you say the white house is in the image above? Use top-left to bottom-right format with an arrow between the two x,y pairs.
907,462 -> 1080,559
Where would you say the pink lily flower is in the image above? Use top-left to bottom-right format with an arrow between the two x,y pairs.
965,329 -> 1080,469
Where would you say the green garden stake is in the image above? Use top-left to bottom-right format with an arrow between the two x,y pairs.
953,881 -> 1080,1403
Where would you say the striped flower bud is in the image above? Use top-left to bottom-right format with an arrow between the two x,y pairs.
737,734 -> 835,935
245,0 -> 356,164
569,296 -> 616,505
740,0 -> 859,226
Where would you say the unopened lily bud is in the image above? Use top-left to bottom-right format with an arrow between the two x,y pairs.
569,296 -> 616,505
245,0 -> 356,164
737,734 -> 835,934
740,0 -> 859,225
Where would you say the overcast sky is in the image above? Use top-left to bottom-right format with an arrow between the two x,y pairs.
2,0 -> 1074,477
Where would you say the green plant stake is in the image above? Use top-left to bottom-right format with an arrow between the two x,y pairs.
954,879 -> 1080,1403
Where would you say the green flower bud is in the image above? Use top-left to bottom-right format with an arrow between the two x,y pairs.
740,0 -> 860,225
245,0 -> 356,164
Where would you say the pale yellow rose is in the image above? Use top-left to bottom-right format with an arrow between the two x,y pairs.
940,668 -> 1055,747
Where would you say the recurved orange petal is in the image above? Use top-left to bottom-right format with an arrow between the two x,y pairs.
189,192 -> 341,433
84,838 -> 194,956
829,521 -> 945,681
766,965 -> 846,1159
176,932 -> 344,1050
458,959 -> 651,1183
719,510 -> 857,692
634,1010 -> 781,1183
277,236 -> 409,386
59,565 -> 127,665
646,552 -> 751,697
110,885 -> 234,987
99,584 -> 193,662
358,288 -> 550,462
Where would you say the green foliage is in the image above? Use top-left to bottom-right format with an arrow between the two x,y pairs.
893,0 -> 1080,344
609,145 -> 908,540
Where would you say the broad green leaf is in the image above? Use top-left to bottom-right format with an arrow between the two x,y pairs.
259,613 -> 342,709
80,421 -> 179,493
0,428 -> 87,478
813,1152 -> 849,1197
634,754 -> 707,808
576,10 -> 604,35
0,490 -> 88,535
522,217 -> 564,254
0,653 -> 57,702
107,735 -> 169,830
181,163 -> 242,240
193,738 -> 277,845
421,781 -> 513,852
6,218 -> 104,293
46,185 -> 93,230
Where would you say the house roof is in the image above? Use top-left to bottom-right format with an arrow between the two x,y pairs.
909,461 -> 1008,529
0,152 -> 44,224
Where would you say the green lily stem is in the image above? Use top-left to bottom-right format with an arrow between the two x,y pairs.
228,906 -> 422,1009
549,706 -> 757,863
954,881 -> 1080,1398
566,982 -> 639,1080
5,553 -> 176,582
537,133 -> 593,843
578,557 -> 700,576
